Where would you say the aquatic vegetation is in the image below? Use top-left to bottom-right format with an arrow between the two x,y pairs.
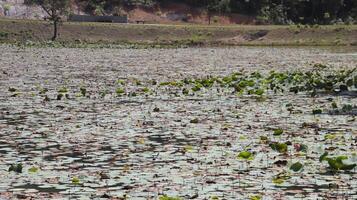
184,145 -> 194,153
269,142 -> 288,153
71,177 -> 80,185
272,172 -> 291,185
312,109 -> 323,115
237,151 -> 254,160
289,162 -> 303,172
190,118 -> 199,123
142,87 -> 150,93
117,79 -> 126,85
324,134 -> 337,140
116,88 -> 125,95
80,87 -> 87,97
8,87 -> 17,92
138,138 -> 145,144
57,93 -> 64,100
135,80 -> 142,86
260,136 -> 269,144
159,195 -> 182,200
8,163 -> 23,173
100,89 -> 109,98
28,166 -> 39,173
159,81 -> 183,87
342,104 -> 353,112
58,86 -> 68,93
294,144 -> 308,153
273,128 -> 284,136
192,83 -> 203,92
182,88 -> 189,95
319,152 -> 356,171
331,101 -> 338,109
250,195 -> 262,200
1,47 -> 356,199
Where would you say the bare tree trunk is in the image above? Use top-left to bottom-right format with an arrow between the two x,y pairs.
52,20 -> 58,41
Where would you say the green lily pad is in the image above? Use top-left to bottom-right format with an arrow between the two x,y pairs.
273,128 -> 284,136
116,88 -> 125,95
238,151 -> 254,160
28,166 -> 39,173
8,163 -> 23,173
270,142 -> 288,153
72,177 -> 80,185
159,195 -> 182,200
312,109 -> 322,115
250,195 -> 262,200
290,162 -> 303,172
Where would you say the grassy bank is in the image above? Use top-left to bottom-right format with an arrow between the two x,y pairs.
1,18 -> 357,47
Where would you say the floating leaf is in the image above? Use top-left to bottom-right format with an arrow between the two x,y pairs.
260,136 -> 268,144
184,145 -> 193,152
319,152 -> 329,162
8,163 -> 23,173
272,172 -> 291,185
210,196 -> 219,200
342,104 -> 353,112
80,87 -> 86,96
331,102 -> 338,109
269,142 -> 288,153
159,195 -> 182,200
117,79 -> 125,85
138,138 -> 145,145
238,151 -> 254,160
320,153 -> 356,171
116,88 -> 125,95
57,93 -> 63,100
272,177 -> 285,185
190,118 -> 199,123
340,163 -> 357,171
239,135 -> 247,140
142,87 -> 150,93
312,109 -> 322,115
28,166 -> 39,173
290,162 -> 303,172
250,195 -> 262,200
192,83 -> 202,92
294,144 -> 308,153
72,177 -> 80,185
58,87 -> 68,93
324,134 -> 336,140
8,87 -> 17,92
273,128 -> 284,136
182,88 -> 189,95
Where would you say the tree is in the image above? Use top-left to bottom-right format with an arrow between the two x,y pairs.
206,0 -> 218,24
25,0 -> 70,41
205,0 -> 231,24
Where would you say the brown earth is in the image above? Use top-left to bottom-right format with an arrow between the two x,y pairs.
122,3 -> 255,25
0,18 -> 357,46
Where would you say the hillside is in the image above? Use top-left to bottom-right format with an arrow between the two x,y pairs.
2,0 -> 356,25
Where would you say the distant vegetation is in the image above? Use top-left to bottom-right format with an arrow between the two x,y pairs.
78,0 -> 357,25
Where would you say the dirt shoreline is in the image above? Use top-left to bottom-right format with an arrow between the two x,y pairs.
1,18 -> 357,47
